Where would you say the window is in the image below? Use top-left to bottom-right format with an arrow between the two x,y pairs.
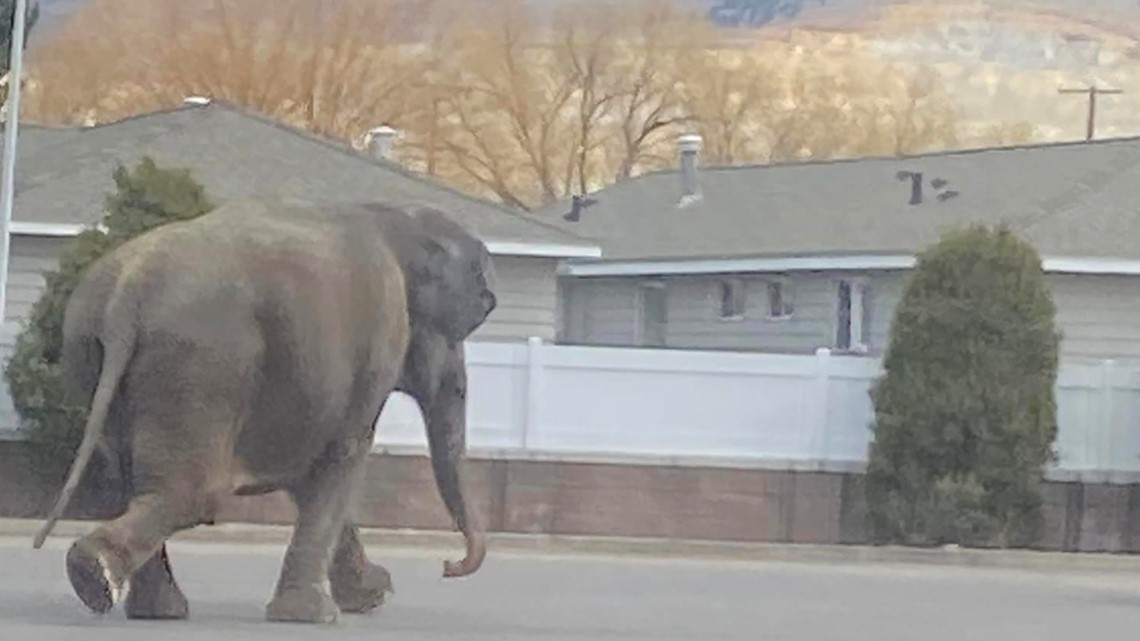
836,280 -> 852,349
767,278 -> 794,319
638,282 -> 667,347
835,278 -> 870,352
861,282 -> 874,349
717,278 -> 745,319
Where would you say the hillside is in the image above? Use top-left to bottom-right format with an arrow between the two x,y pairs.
25,0 -> 1140,144
759,0 -> 1140,142
513,0 -> 1140,143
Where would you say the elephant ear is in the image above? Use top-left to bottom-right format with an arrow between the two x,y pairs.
408,208 -> 461,284
420,234 -> 457,281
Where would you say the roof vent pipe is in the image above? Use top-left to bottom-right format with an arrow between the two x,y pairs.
677,133 -> 702,206
366,125 -> 399,162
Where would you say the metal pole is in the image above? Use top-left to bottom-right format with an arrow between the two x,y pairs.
0,0 -> 28,325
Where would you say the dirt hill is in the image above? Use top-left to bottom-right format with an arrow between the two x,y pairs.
29,0 -> 1140,143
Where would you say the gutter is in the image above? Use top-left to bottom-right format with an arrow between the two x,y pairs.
10,223 -> 604,260
558,253 -> 1140,277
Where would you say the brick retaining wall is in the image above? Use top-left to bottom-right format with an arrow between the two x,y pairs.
4,442 -> 1139,553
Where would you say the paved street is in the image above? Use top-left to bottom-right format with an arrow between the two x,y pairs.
4,537 -> 1140,640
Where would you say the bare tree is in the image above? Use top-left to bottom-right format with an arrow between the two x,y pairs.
23,0 -> 443,140
553,4 -> 622,196
22,0 -> 1039,210
844,62 -> 961,157
407,0 -> 581,210
676,46 -> 1033,167
415,0 -> 718,207
606,0 -> 711,181
675,46 -> 785,165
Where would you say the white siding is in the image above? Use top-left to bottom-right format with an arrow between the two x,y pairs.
473,255 -> 561,342
825,272 -> 1140,363
563,271 -> 908,355
663,275 -> 835,352
1048,274 -> 1140,363
560,270 -> 1140,363
859,273 -> 1140,364
4,236 -> 70,327
559,278 -> 640,346
0,236 -> 73,433
862,273 -> 907,354
0,238 -> 560,343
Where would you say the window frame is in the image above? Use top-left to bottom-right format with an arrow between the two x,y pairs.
715,277 -> 746,321
832,275 -> 870,354
766,276 -> 794,321
635,280 -> 668,348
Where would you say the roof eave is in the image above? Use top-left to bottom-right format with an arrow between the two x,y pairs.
10,222 -> 90,237
558,253 -> 1140,277
484,240 -> 601,259
9,222 -> 603,258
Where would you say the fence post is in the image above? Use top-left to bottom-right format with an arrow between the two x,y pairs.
812,347 -> 832,465
1100,359 -> 1115,472
523,336 -> 544,451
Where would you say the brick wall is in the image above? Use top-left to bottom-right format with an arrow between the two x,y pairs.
4,443 -> 1140,554
216,454 -> 1140,553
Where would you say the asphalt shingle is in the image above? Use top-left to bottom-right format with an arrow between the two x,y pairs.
4,101 -> 596,253
533,136 -> 1140,262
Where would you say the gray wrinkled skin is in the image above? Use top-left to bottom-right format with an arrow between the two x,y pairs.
32,199 -> 497,623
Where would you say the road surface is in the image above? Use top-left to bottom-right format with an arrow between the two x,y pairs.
3,537 -> 1140,640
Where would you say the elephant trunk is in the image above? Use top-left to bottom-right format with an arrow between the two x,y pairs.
438,470 -> 486,579
424,348 -> 486,579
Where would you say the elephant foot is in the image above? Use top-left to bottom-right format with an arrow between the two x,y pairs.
125,546 -> 189,620
126,569 -> 189,620
265,584 -> 339,624
331,561 -> 394,614
66,539 -> 129,615
126,588 -> 189,620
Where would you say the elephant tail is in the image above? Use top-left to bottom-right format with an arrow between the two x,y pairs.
32,330 -> 135,550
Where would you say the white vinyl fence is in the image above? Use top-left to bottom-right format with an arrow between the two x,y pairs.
374,339 -> 1140,482
3,330 -> 1138,482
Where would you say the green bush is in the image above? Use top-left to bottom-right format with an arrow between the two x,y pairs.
5,156 -> 214,485
863,223 -> 1061,548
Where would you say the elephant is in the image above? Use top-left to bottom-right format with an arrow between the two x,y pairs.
30,198 -> 497,624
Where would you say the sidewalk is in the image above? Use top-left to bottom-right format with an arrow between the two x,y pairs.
4,517 -> 1140,574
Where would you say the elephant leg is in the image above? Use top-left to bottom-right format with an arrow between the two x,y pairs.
64,398 -> 234,616
329,522 -> 394,614
65,490 -> 216,615
265,438 -> 370,624
125,543 -> 189,620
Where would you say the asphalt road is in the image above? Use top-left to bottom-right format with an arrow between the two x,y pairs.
4,537 -> 1140,640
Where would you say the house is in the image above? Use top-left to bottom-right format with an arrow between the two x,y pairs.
0,98 -> 599,432
534,133 -> 1140,363
0,98 -> 599,339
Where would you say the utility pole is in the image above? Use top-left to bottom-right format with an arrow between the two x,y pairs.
1058,84 -> 1123,142
0,0 -> 29,324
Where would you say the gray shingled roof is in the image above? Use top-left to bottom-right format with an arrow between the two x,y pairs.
532,135 -> 1140,262
6,100 -> 597,254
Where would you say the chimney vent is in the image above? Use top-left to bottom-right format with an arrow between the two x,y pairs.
677,133 -> 702,206
563,194 -> 598,222
367,125 -> 399,162
896,170 -> 923,205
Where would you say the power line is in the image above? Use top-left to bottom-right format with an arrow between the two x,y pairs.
1058,84 -> 1124,142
